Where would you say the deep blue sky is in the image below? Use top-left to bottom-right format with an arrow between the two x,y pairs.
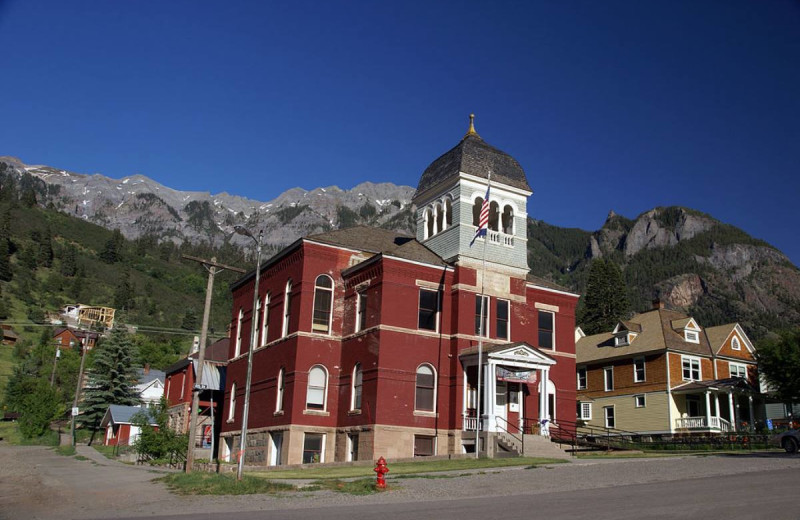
1,1 -> 798,266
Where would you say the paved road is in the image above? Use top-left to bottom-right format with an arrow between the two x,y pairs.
2,444 -> 799,520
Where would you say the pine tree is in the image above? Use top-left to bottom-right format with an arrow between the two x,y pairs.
578,258 -> 631,335
59,243 -> 78,277
37,225 -> 54,268
114,270 -> 134,310
80,327 -> 140,434
100,229 -> 125,264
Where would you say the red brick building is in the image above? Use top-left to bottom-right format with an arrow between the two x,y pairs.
220,120 -> 579,465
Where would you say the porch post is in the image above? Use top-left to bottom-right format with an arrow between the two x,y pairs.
748,396 -> 755,430
704,391 -> 712,429
485,361 -> 494,429
728,392 -> 736,432
539,368 -> 550,436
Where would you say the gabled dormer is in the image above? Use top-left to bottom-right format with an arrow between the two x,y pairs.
671,317 -> 701,344
612,320 -> 641,346
412,115 -> 532,272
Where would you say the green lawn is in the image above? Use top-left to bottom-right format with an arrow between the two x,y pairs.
0,344 -> 16,406
249,456 -> 566,480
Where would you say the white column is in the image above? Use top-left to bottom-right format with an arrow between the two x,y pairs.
704,391 -> 712,429
485,362 -> 494,430
728,392 -> 736,432
748,396 -> 755,430
539,368 -> 550,436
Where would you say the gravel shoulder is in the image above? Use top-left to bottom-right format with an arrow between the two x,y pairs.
2,443 -> 799,520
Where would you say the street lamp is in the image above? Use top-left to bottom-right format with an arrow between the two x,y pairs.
234,225 -> 263,481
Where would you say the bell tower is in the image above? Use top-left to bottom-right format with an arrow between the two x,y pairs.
412,115 -> 532,273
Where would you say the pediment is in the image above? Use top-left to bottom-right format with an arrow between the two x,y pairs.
490,343 -> 556,366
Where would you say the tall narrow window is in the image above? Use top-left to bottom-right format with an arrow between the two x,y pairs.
488,201 -> 499,231
351,363 -> 363,411
425,208 -> 434,239
418,289 -> 439,331
356,290 -> 367,332
604,406 -> 615,428
634,357 -> 646,382
415,364 -> 436,412
306,365 -> 327,410
282,279 -> 292,337
227,383 -> 236,422
472,197 -> 484,227
577,367 -> 587,390
312,275 -> 334,333
260,293 -> 270,346
538,310 -> 554,349
604,366 -> 614,391
234,308 -> 244,357
496,299 -> 509,340
435,202 -> 443,234
444,197 -> 452,227
475,295 -> 489,337
275,367 -> 285,413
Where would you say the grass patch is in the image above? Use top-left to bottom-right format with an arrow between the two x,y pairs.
0,344 -> 16,405
157,472 -> 296,496
251,457 -> 565,480
0,423 -> 59,446
75,455 -> 89,461
91,444 -> 118,459
0,421 -> 23,444
55,444 -> 76,456
310,478 -> 382,495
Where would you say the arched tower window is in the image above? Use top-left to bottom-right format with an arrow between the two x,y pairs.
445,197 -> 453,227
424,208 -> 434,239
312,275 -> 334,334
435,202 -> 444,234
472,197 -> 484,227
488,201 -> 500,231
502,205 -> 514,235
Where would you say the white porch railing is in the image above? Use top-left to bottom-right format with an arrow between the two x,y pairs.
675,416 -> 733,432
463,415 -> 484,432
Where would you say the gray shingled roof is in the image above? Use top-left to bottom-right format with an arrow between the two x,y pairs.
525,273 -> 572,293
100,405 -> 157,427
306,226 -> 447,266
415,134 -> 531,196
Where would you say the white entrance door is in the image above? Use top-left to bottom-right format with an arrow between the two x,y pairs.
495,380 -> 508,430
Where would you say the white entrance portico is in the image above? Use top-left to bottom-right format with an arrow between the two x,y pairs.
460,342 -> 556,442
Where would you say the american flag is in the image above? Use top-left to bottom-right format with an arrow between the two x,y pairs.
470,183 -> 490,247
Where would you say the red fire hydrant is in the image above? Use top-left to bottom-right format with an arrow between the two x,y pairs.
374,456 -> 389,489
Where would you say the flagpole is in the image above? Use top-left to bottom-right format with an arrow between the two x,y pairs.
475,173 -> 491,458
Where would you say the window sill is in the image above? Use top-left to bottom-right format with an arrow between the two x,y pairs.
347,409 -> 361,416
273,410 -> 284,416
413,411 -> 438,418
226,419 -> 234,424
303,409 -> 330,416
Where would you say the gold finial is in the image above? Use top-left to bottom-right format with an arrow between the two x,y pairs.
464,113 -> 480,138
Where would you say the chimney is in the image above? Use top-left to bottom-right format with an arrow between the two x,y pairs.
652,299 -> 665,310
144,363 -> 150,375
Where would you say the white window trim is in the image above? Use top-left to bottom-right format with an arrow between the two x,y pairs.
303,432 -> 326,464
305,365 -> 328,412
615,333 -> 629,347
604,366 -> 614,392
681,355 -> 702,381
350,363 -> 362,412
604,405 -> 615,428
729,362 -> 748,379
356,290 -> 367,333
275,367 -> 284,413
260,293 -> 270,347
634,357 -> 646,383
312,275 -> 334,334
634,394 -> 646,408
418,289 -> 440,333
234,308 -> 244,358
476,294 -> 490,338
577,367 -> 587,390
415,363 -> 437,413
282,279 -> 292,338
579,402 -> 592,420
684,330 -> 700,344
227,383 -> 236,422
731,336 -> 741,351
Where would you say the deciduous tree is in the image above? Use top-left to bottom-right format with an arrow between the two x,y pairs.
757,328 -> 800,407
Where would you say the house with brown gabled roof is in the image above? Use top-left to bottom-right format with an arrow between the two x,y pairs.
576,301 -> 760,435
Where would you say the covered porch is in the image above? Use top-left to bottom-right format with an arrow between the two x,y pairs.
671,378 -> 757,433
459,342 -> 556,446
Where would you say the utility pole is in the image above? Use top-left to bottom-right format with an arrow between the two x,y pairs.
50,343 -> 61,387
181,255 -> 244,473
70,337 -> 88,447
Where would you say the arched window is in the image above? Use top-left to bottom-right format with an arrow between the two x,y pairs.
312,275 -> 334,334
351,363 -> 363,411
415,364 -> 436,412
435,202 -> 444,234
731,336 -> 741,350
275,367 -> 285,413
425,207 -> 434,239
228,382 -> 236,422
501,205 -> 514,235
234,308 -> 244,357
282,279 -> 292,337
260,293 -> 270,346
306,365 -> 328,410
472,197 -> 484,226
488,201 -> 500,231
445,197 -> 453,227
